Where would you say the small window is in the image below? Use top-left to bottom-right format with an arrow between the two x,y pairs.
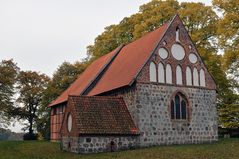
176,27 -> 180,42
86,138 -> 91,143
170,92 -> 188,120
67,113 -> 72,132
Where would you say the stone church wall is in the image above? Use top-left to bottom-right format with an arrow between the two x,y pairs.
134,83 -> 218,147
103,82 -> 217,148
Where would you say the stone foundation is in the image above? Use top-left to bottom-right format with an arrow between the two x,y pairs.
61,136 -> 138,153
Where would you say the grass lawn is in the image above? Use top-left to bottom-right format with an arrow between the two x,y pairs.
0,138 -> 238,159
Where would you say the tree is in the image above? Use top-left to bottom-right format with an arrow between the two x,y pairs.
219,104 -> 239,128
213,0 -> 239,90
0,59 -> 19,128
13,71 -> 49,137
213,0 -> 239,128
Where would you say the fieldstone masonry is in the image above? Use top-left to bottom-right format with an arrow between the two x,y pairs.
62,136 -> 138,153
133,83 -> 218,146
104,82 -> 218,148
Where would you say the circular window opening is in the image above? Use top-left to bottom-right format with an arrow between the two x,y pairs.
67,113 -> 72,132
171,44 -> 185,61
189,53 -> 198,64
158,48 -> 168,59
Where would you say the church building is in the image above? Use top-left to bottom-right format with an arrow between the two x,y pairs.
49,15 -> 218,153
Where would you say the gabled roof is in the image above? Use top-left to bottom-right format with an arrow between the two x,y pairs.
88,22 -> 169,95
49,46 -> 123,106
49,21 -> 169,107
66,96 -> 138,135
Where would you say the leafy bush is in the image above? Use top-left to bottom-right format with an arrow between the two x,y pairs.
23,133 -> 38,140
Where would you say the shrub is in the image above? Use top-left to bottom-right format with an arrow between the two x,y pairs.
23,133 -> 38,140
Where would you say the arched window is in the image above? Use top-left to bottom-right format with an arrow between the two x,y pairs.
193,67 -> 199,86
186,66 -> 192,86
166,64 -> 172,84
200,69 -> 206,87
176,65 -> 183,85
171,92 -> 187,120
158,62 -> 165,83
149,62 -> 157,82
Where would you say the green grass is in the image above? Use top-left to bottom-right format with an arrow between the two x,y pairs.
0,138 -> 238,159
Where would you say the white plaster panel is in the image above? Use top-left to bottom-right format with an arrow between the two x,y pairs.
186,67 -> 192,86
150,62 -> 157,82
171,44 -> 185,60
166,64 -> 172,84
158,63 -> 165,83
193,68 -> 199,86
189,53 -> 198,64
176,65 -> 183,85
158,48 -> 168,59
200,69 -> 206,87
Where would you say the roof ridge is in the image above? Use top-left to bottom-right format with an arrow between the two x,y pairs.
81,44 -> 124,95
68,95 -> 123,99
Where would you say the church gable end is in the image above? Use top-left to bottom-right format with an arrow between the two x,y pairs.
137,15 -> 216,90
131,15 -> 217,147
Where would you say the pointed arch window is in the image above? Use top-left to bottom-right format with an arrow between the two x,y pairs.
200,69 -> 206,87
193,67 -> 199,86
158,62 -> 165,83
171,92 -> 187,120
166,64 -> 172,84
150,62 -> 157,82
176,65 -> 183,85
186,66 -> 192,86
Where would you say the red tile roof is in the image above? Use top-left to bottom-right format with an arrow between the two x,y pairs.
49,22 -> 169,107
88,22 -> 169,95
67,96 -> 139,135
49,46 -> 123,106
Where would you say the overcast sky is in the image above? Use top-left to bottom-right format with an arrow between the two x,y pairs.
1,0 -> 212,77
1,0 -> 211,132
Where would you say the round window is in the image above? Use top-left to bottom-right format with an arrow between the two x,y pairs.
158,48 -> 168,59
67,113 -> 72,132
171,44 -> 185,60
189,53 -> 198,64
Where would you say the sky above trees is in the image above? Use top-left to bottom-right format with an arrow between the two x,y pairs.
0,0 -> 211,78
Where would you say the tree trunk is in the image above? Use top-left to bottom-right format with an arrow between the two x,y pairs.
28,115 -> 33,135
